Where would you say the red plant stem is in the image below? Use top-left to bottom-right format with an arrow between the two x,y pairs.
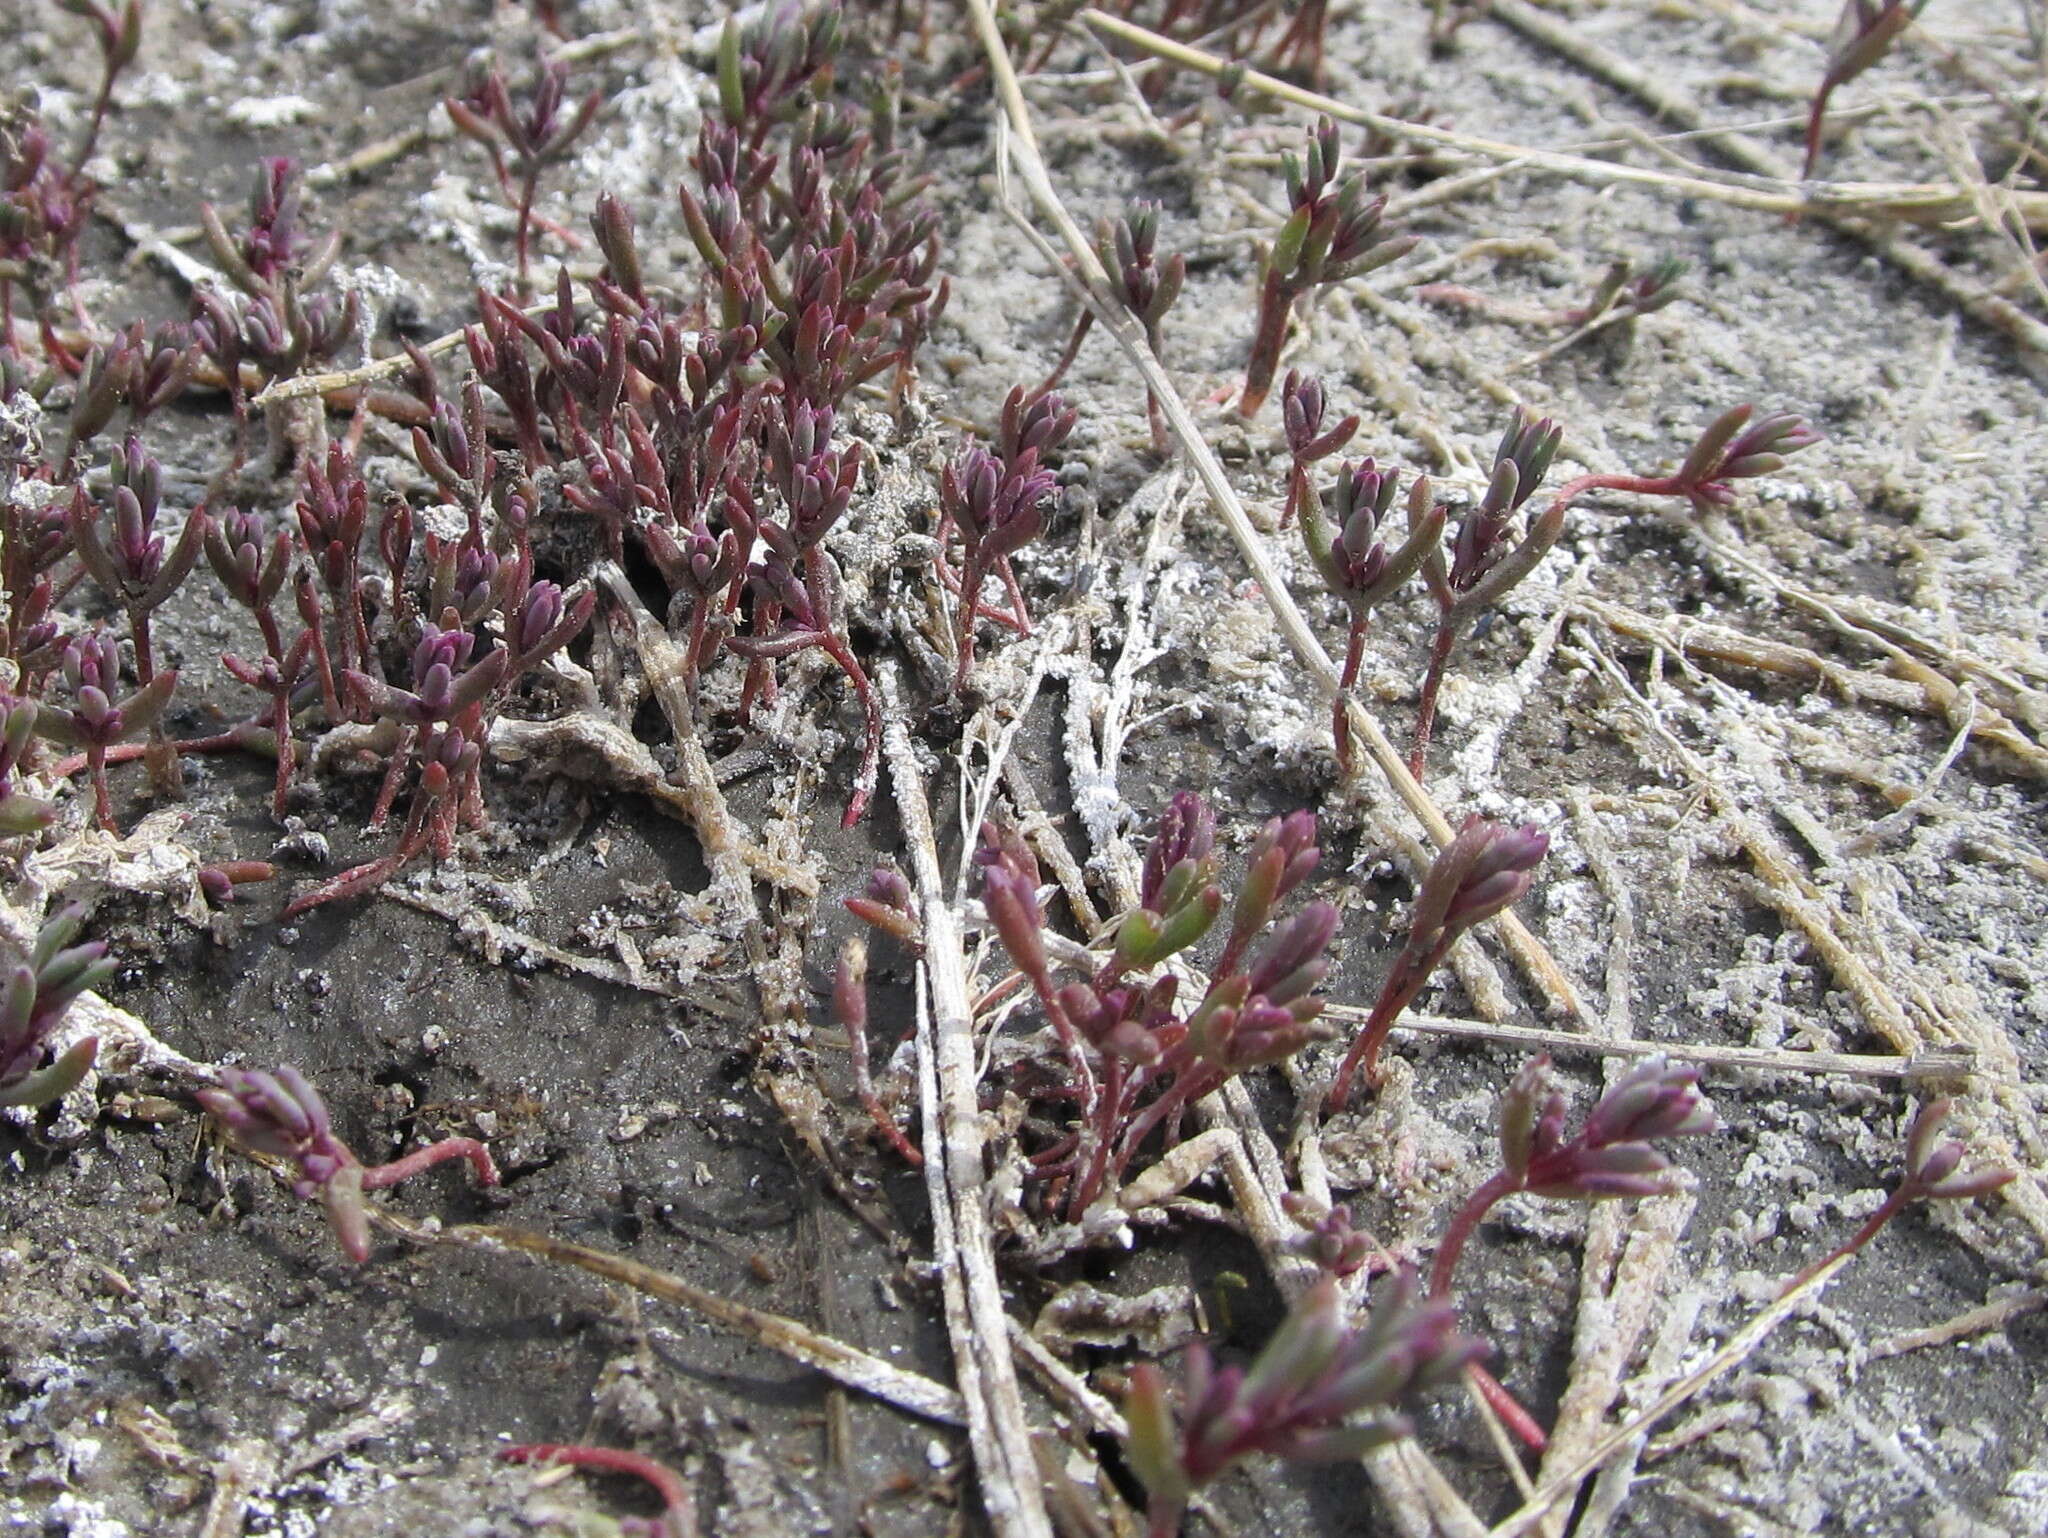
347,598 -> 372,686
282,773 -> 441,918
1105,1062 -> 1220,1196
1408,613 -> 1458,780
130,609 -> 155,687
1429,1168 -> 1520,1300
1334,616 -> 1366,774
361,1136 -> 499,1191
815,630 -> 880,828
683,603 -> 711,683
1409,471 -> 1667,778
970,967 -> 1034,1019
1803,87 -> 1836,181
515,169 -> 539,293
1066,1054 -> 1129,1218
129,608 -> 185,796
1780,1185 -> 1913,1297
1413,282 -> 1492,312
1035,310 -> 1094,399
1551,471 -> 1677,503
1415,284 -> 1571,327
845,1005 -> 924,1168
998,560 -> 1033,637
1327,942 -> 1442,1109
85,743 -> 114,831
303,612 -> 342,722
256,610 -> 294,816
1424,1169 -> 1556,1452
367,723 -> 416,832
51,730 -> 248,777
1010,950 -> 1100,1134
73,65 -> 118,180
953,553 -> 987,693
500,1443 -> 693,1532
930,559 -> 1030,633
1238,270 -> 1296,418
1469,1361 -> 1549,1451
1274,0 -> 1328,82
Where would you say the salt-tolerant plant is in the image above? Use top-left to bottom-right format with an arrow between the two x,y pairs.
192,158 -> 359,452
205,505 -> 303,815
1419,253 -> 1688,332
32,631 -> 177,832
1297,454 -> 1443,773
1240,116 -> 1416,417
1615,402 -> 1824,515
445,49 -> 604,292
196,1064 -> 500,1263
0,696 -> 59,835
0,3 -> 142,342
1328,816 -> 1548,1106
1123,1269 -> 1485,1538
51,0 -> 144,174
1781,1096 -> 2013,1295
1412,405 -> 1563,776
967,793 -> 1340,1219
1409,403 -> 1819,775
1038,201 -> 1185,448
1430,1055 -> 1722,1300
67,434 -> 204,793
0,904 -> 110,1109
844,865 -> 921,952
1278,370 -> 1358,529
717,0 -> 844,148
1280,1191 -> 1372,1278
1804,2 -> 1929,179
68,434 -> 202,690
939,387 -> 1075,694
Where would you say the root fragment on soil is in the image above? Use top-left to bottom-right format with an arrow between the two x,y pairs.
381,1215 -> 967,1428
384,881 -> 689,996
1866,1286 -> 2048,1360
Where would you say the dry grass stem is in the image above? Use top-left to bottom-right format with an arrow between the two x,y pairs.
882,661 -> 1056,1538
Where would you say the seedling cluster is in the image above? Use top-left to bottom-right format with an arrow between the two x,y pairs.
0,4 -> 2019,1536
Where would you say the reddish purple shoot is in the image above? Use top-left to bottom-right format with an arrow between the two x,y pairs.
197,1064 -> 499,1263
